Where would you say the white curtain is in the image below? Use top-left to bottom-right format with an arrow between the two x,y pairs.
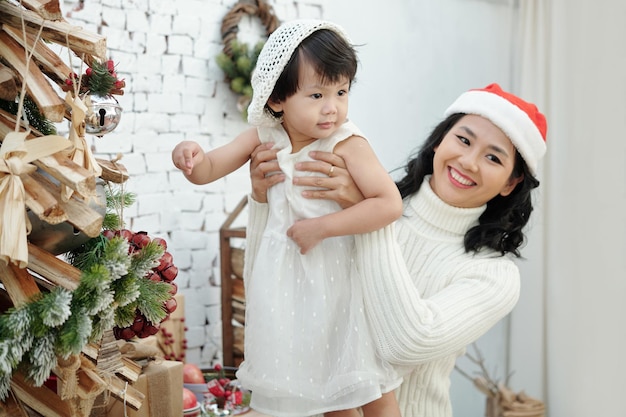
512,1 -> 626,416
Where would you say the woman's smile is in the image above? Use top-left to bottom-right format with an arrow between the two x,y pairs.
448,167 -> 476,188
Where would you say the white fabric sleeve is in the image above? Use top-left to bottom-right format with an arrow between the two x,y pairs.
354,224 -> 520,367
243,195 -> 269,283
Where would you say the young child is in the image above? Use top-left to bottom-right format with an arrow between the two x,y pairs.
172,19 -> 402,417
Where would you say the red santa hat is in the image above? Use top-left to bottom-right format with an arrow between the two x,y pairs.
444,83 -> 547,175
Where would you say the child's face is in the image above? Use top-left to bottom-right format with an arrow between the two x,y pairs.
269,64 -> 350,151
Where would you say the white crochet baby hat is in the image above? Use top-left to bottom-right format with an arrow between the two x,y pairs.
247,19 -> 352,127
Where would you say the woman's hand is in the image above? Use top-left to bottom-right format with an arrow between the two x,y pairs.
249,142 -> 285,203
294,150 -> 365,209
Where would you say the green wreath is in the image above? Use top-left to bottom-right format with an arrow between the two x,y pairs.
215,0 -> 279,112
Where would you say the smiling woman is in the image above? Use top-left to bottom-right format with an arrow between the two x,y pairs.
246,83 -> 547,417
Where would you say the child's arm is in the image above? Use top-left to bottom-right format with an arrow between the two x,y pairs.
171,128 -> 261,185
287,135 -> 402,253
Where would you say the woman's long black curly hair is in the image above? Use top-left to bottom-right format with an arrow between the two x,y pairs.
395,113 -> 540,257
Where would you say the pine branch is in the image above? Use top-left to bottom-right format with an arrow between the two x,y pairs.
135,278 -> 171,325
85,60 -> 116,96
57,310 -> 92,357
111,273 -> 140,307
130,241 -> 163,277
0,96 -> 56,135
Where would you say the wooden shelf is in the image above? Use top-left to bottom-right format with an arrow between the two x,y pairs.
220,196 -> 247,367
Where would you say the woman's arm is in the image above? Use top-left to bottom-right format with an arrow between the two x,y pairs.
243,143 -> 283,281
248,142 -> 284,203
354,226 -> 520,366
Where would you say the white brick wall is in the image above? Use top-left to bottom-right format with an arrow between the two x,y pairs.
63,0 -> 328,368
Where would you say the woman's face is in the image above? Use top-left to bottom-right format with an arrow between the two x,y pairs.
430,114 -> 523,208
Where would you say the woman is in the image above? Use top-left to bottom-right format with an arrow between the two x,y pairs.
246,83 -> 547,417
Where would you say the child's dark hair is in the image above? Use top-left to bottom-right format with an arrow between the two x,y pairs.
395,113 -> 540,257
267,29 -> 358,114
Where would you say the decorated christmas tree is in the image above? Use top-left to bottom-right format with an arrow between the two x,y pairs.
0,1 -> 179,416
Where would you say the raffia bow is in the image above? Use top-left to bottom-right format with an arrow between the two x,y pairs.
63,91 -> 103,201
0,130 -> 71,268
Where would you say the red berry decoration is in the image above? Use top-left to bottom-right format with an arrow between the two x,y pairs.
157,252 -> 173,271
164,297 -> 177,314
208,379 -> 226,397
109,230 -> 180,341
152,237 -> 167,250
131,231 -> 151,248
203,364 -> 247,410
161,265 -> 178,281
102,229 -> 116,240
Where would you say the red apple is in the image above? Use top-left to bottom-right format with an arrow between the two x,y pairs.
182,363 -> 205,384
182,387 -> 198,410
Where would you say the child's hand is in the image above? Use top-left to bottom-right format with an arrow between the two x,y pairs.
287,218 -> 325,254
172,141 -> 204,175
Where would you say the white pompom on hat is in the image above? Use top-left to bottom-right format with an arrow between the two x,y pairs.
444,83 -> 547,175
247,19 -> 352,127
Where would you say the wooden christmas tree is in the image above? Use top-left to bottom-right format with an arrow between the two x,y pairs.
0,1 -> 148,416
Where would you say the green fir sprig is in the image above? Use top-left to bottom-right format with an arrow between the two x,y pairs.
85,60 -> 117,96
0,96 -> 57,135
104,186 -> 135,230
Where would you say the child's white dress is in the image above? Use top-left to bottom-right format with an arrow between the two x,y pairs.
236,121 -> 401,416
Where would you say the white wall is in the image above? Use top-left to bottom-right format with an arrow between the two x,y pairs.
325,0 -> 519,174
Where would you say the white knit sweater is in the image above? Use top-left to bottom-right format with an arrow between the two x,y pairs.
244,178 -> 521,417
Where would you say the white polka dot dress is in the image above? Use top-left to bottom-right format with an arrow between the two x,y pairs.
236,121 -> 401,416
